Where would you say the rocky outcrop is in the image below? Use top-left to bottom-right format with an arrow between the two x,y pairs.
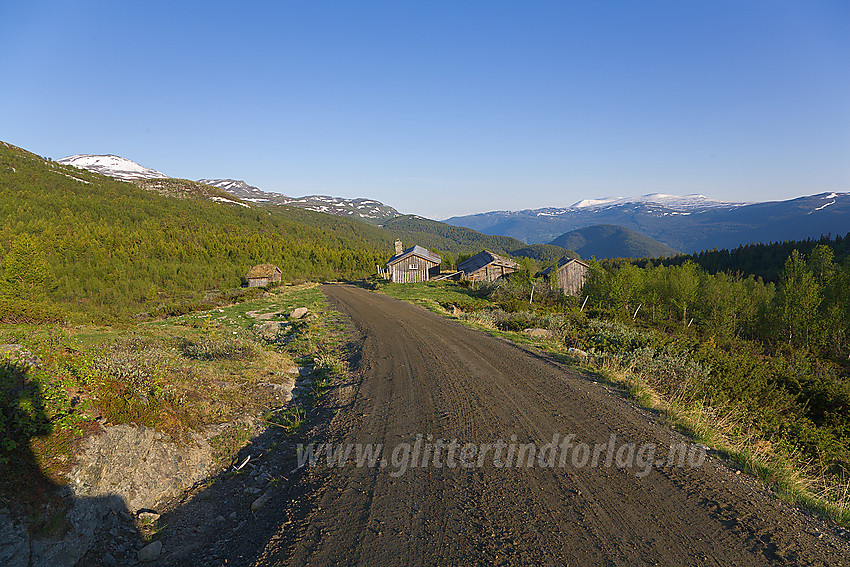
8,424 -> 217,566
69,424 -> 214,512
0,510 -> 29,567
29,496 -> 123,567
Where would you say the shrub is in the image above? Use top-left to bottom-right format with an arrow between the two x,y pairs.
0,300 -> 67,325
179,336 -> 258,361
459,310 -> 497,329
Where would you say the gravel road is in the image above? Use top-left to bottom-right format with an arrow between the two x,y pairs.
243,284 -> 848,566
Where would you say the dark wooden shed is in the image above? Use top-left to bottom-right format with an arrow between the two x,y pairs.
385,245 -> 441,283
458,250 -> 519,283
246,264 -> 282,287
539,258 -> 589,295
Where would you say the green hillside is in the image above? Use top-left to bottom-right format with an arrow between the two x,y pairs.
549,224 -> 678,259
383,215 -> 577,264
0,141 -> 393,319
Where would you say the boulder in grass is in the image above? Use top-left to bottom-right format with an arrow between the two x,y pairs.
289,307 -> 309,319
567,347 -> 588,359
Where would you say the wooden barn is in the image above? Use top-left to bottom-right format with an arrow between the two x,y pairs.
539,258 -> 589,295
385,243 -> 441,283
458,250 -> 519,283
246,264 -> 282,287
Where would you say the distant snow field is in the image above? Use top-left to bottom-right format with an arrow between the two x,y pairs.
57,154 -> 168,181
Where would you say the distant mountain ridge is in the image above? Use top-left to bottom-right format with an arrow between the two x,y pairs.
55,154 -> 403,225
445,192 -> 850,253
568,193 -> 747,211
198,178 -> 401,225
549,224 -> 678,259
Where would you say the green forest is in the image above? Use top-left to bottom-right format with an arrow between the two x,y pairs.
552,246 -> 848,514
638,233 -> 850,283
0,142 -> 394,319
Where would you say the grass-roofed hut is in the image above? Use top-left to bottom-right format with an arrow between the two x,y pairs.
246,264 -> 282,287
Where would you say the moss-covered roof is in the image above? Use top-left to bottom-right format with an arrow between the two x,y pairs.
246,264 -> 281,278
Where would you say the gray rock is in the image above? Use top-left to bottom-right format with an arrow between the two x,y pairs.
103,552 -> 117,566
138,540 -> 162,562
30,496 -> 121,567
69,424 -> 213,512
253,321 -> 282,337
289,307 -> 309,319
567,347 -> 588,358
0,510 -> 30,567
251,491 -> 273,513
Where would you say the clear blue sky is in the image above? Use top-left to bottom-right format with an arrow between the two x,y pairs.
2,1 -> 848,218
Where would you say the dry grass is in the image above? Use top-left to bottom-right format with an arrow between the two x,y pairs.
596,365 -> 850,527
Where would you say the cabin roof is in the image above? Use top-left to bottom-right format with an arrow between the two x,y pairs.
247,264 -> 282,278
386,245 -> 441,266
457,250 -> 519,274
538,257 -> 589,276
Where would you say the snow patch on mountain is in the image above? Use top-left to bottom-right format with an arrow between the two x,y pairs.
57,154 -> 168,181
570,193 -> 745,212
199,179 -> 401,223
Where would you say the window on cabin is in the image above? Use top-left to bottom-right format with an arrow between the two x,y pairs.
409,264 -> 418,270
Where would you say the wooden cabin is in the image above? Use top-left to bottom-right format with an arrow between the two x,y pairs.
385,245 -> 441,283
246,264 -> 282,287
458,250 -> 519,283
539,258 -> 589,295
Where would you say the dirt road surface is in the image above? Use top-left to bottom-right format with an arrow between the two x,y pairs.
242,284 -> 848,566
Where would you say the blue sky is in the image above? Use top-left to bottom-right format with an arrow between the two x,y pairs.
2,1 -> 848,218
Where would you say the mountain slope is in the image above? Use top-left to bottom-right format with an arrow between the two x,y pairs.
549,224 -> 679,259
1,141 -> 394,318
198,178 -> 401,225
382,215 -> 577,263
56,154 -> 249,207
445,192 -> 850,252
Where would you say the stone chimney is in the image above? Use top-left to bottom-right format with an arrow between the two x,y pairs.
394,240 -> 403,255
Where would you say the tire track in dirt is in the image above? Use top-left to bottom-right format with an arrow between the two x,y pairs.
248,284 -> 848,567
